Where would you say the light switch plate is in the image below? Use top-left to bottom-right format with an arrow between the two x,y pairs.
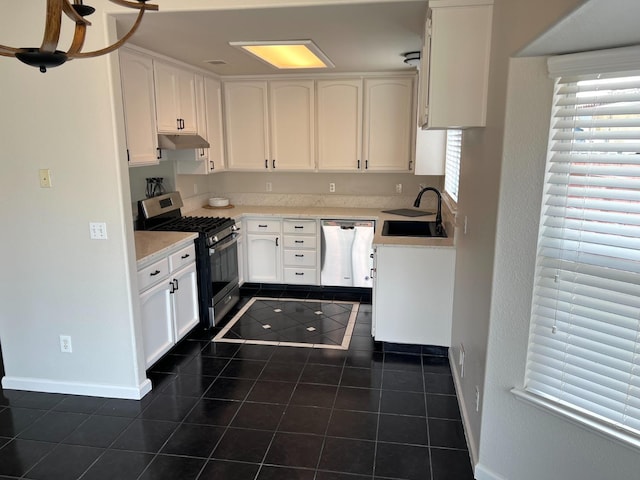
39,169 -> 52,188
89,222 -> 108,240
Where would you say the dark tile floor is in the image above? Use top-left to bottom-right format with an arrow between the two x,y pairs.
0,286 -> 474,480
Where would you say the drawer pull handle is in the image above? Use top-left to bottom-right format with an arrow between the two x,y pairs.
258,224 -> 268,228
295,254 -> 304,257
295,240 -> 304,244
181,254 -> 190,259
149,270 -> 161,276
295,272 -> 304,276
294,226 -> 304,229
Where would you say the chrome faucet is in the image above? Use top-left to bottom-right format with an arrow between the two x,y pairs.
414,186 -> 444,235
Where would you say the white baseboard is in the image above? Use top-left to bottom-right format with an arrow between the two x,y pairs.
448,351 -> 480,471
1,375 -> 152,400
475,463 -> 508,480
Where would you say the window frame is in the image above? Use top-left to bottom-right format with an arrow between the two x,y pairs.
514,45 -> 640,452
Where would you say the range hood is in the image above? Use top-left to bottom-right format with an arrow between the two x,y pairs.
158,134 -> 210,150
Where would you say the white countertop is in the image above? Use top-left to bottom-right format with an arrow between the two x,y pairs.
134,231 -> 199,265
187,205 -> 455,248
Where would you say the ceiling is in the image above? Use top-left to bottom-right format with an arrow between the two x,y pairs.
519,0 -> 640,57
113,1 -> 426,76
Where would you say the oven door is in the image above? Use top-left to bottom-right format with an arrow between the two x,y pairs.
208,233 -> 240,324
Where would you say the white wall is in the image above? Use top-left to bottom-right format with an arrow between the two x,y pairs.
447,0 -> 585,467
0,1 -> 148,397
476,54 -> 640,480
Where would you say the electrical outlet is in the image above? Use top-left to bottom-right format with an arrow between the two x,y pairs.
60,335 -> 72,353
459,343 -> 465,378
39,169 -> 52,188
329,183 -> 336,193
89,222 -> 108,240
266,182 -> 272,192
475,386 -> 481,412
395,183 -> 403,194
464,216 -> 468,235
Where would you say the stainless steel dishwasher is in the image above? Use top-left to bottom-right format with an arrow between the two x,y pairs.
321,219 -> 375,287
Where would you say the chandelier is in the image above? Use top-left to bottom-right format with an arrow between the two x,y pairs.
0,0 -> 158,73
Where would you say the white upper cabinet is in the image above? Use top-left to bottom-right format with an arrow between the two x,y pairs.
317,77 -> 414,172
419,0 -> 493,129
269,80 -> 315,171
118,49 -> 159,167
154,60 -> 198,134
175,75 -> 226,175
224,81 -> 270,171
204,76 -> 226,173
363,77 -> 414,171
224,80 -> 315,171
317,79 -> 363,171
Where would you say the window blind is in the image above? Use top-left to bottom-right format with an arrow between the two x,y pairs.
525,72 -> 640,438
444,129 -> 462,202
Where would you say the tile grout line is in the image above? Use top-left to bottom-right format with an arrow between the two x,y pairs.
253,345 -> 313,480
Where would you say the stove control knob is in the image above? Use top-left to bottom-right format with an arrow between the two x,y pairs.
231,224 -> 240,232
212,235 -> 218,243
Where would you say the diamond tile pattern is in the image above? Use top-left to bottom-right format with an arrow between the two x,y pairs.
214,298 -> 357,348
0,285 -> 473,480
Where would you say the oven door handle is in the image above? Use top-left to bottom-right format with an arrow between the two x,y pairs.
208,233 -> 238,255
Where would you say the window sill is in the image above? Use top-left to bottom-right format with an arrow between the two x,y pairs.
511,388 -> 640,453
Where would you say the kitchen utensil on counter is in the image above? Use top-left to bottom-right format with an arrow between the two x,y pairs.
145,178 -> 166,198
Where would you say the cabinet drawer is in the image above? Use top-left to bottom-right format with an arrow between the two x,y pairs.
169,243 -> 196,272
283,249 -> 316,267
138,258 -> 169,291
246,219 -> 281,233
283,219 -> 317,235
284,267 -> 316,285
283,235 -> 316,249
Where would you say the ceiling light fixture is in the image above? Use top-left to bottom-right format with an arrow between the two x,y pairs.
230,40 -> 334,70
0,0 -> 158,73
403,51 -> 421,68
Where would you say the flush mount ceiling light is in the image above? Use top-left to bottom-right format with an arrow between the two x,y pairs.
403,51 -> 421,68
229,40 -> 334,69
0,0 -> 158,73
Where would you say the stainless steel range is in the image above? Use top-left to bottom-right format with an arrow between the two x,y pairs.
138,192 -> 240,327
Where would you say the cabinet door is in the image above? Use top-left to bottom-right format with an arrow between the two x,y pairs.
224,81 -> 269,170
193,74 -> 209,162
154,62 -> 197,134
176,69 -> 198,134
205,76 -> 226,172
246,234 -> 281,283
269,80 -> 315,171
363,77 -> 414,172
139,280 -> 174,368
119,50 -> 159,167
317,79 -> 362,171
424,3 -> 493,128
373,246 -> 455,346
154,61 -> 181,133
172,262 -> 200,341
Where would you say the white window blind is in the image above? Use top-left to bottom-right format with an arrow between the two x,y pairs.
525,72 -> 640,439
444,129 -> 462,202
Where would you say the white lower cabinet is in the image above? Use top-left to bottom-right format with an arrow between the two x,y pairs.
245,218 -> 282,283
138,241 -> 199,368
282,219 -> 319,285
139,279 -> 174,368
372,245 -> 455,346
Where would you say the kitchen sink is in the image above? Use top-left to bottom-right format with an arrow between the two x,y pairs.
381,220 -> 447,238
